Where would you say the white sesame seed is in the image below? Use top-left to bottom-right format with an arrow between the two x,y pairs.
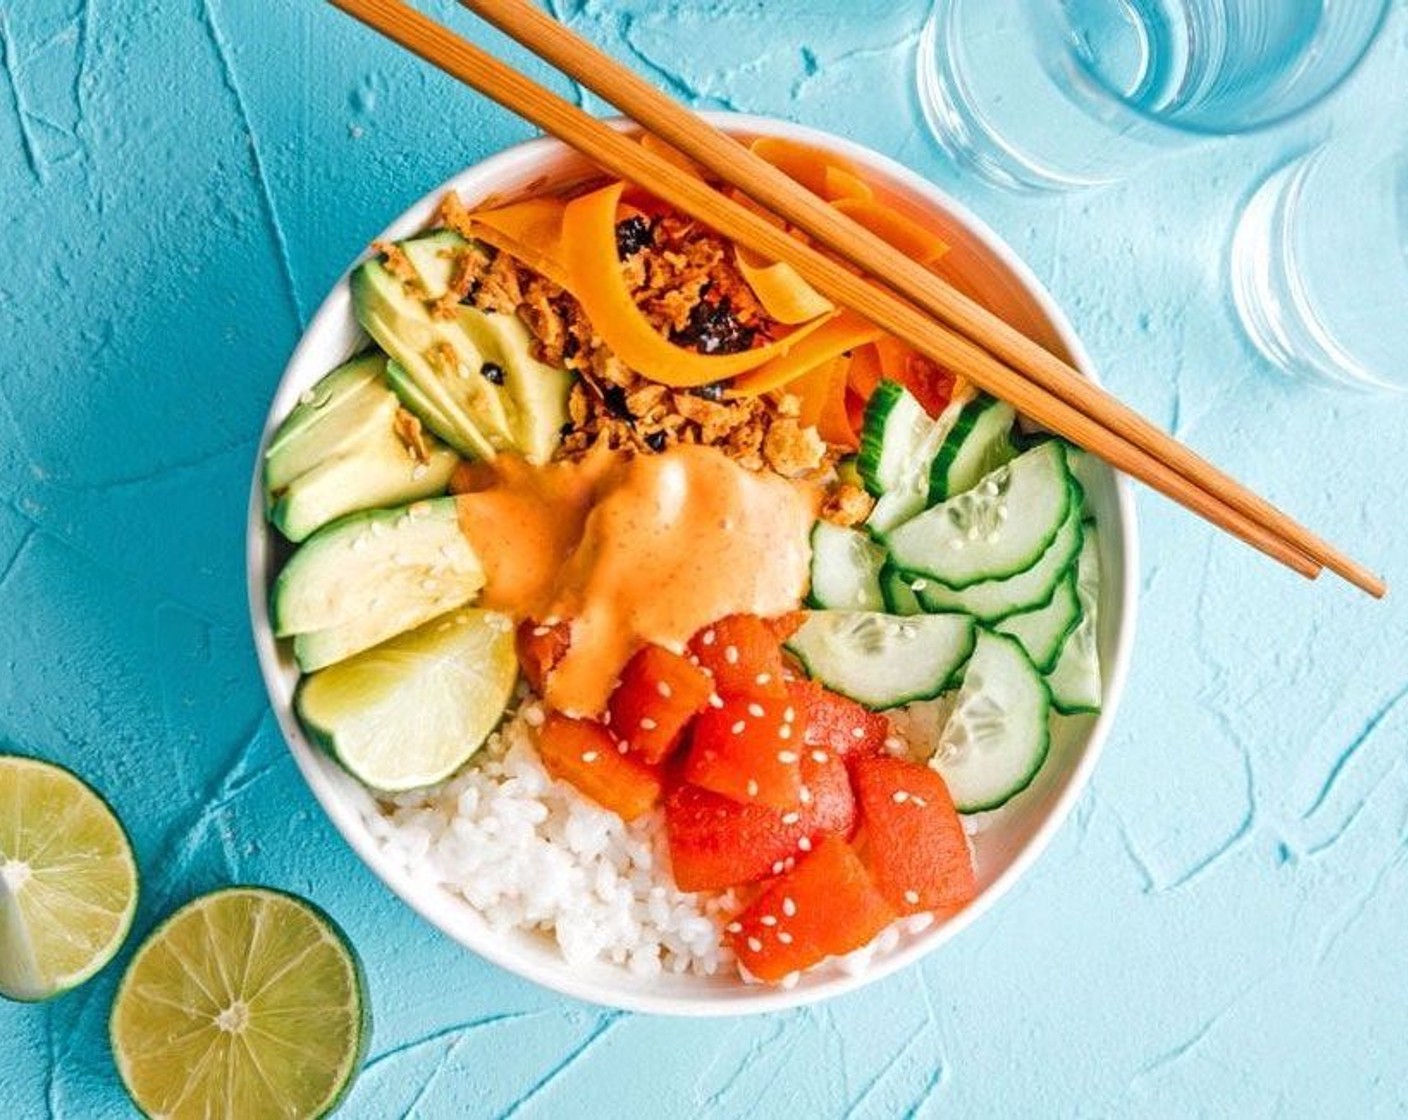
811,750 -> 828,763
701,629 -> 716,646
851,726 -> 866,740
708,693 -> 725,709
532,625 -> 552,637
905,890 -> 920,905
779,724 -> 793,740
892,790 -> 909,803
640,718 -> 657,731
747,937 -> 763,953
884,737 -> 905,754
602,710 -> 612,726
783,707 -> 796,723
617,742 -> 629,754
523,706 -> 545,728
760,915 -> 778,927
778,750 -> 798,764
731,720 -> 746,734
581,751 -> 599,763
912,796 -> 928,808
747,779 -> 759,797
755,672 -> 772,686
777,931 -> 794,945
771,861 -> 785,874
782,897 -> 797,917
799,787 -> 812,804
412,463 -> 429,480
656,681 -> 673,698
798,836 -> 812,851
724,645 -> 739,665
747,703 -> 765,718
781,811 -> 800,825
910,578 -> 929,591
726,922 -> 743,933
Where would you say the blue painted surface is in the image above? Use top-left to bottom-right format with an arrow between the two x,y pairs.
2,0 -> 1407,1114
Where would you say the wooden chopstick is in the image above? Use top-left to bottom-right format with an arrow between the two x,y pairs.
456,0 -> 1387,598
327,0 -> 1378,594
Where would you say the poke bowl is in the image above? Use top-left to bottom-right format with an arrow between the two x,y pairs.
247,114 -> 1137,1016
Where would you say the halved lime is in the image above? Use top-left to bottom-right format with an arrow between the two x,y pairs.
296,607 -> 519,791
0,755 -> 139,1002
111,887 -> 368,1119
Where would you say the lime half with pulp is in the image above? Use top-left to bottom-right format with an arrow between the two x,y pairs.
111,887 -> 368,1119
0,755 -> 139,1001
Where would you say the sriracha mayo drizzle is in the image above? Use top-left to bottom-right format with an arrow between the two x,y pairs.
455,445 -> 817,716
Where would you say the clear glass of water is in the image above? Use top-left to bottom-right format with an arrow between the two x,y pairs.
918,0 -> 1389,192
1230,134 -> 1408,393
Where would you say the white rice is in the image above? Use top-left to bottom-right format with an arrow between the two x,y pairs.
368,701 -> 734,979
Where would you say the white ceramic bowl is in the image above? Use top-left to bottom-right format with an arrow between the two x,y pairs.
247,114 -> 1138,1016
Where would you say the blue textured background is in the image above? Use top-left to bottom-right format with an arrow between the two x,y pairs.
3,1 -> 1407,1115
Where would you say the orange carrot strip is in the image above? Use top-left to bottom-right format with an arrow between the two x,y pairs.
750,136 -> 873,201
467,196 -> 572,288
729,309 -> 883,396
830,197 -> 949,265
735,246 -> 834,325
559,182 -> 827,387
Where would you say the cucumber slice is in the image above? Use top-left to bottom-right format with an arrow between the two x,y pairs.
994,568 -> 1081,673
1047,526 -> 1103,714
915,498 -> 1083,622
808,521 -> 886,610
859,383 -> 956,534
928,395 -> 1017,502
297,608 -> 518,791
884,440 -> 1071,588
879,562 -> 923,616
785,611 -> 975,709
930,630 -> 1051,813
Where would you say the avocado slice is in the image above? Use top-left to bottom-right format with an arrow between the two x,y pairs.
456,308 -> 572,464
351,255 -> 518,459
271,498 -> 484,670
398,229 -> 471,299
263,353 -> 460,542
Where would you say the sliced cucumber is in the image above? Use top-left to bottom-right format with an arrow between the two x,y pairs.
884,440 -> 1071,588
915,497 -> 1083,622
880,562 -> 923,616
1047,526 -> 1103,714
928,395 -> 1017,502
808,521 -> 886,610
930,630 -> 1051,813
271,498 -> 484,671
297,608 -> 518,791
859,382 -> 954,534
785,611 -> 975,709
994,568 -> 1081,673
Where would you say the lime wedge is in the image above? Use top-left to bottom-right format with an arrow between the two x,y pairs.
111,887 -> 368,1120
0,755 -> 138,1002
296,607 -> 519,791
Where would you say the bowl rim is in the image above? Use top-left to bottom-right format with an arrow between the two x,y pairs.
246,112 -> 1140,1017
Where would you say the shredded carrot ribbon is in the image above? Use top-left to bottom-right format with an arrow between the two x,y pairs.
468,196 -> 572,289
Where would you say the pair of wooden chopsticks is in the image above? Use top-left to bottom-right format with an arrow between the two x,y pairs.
327,0 -> 1385,598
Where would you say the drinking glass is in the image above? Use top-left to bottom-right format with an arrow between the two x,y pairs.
1230,134 -> 1408,393
918,0 -> 1389,192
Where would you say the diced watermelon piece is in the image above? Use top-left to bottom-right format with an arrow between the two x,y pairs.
851,755 -> 976,917
665,748 -> 856,891
682,692 -> 804,808
689,614 -> 789,700
726,836 -> 896,983
791,679 -> 890,758
517,619 -> 571,695
607,644 -> 714,765
536,713 -> 661,822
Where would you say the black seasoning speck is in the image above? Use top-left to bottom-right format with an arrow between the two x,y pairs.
480,362 -> 506,385
615,215 -> 654,259
559,421 -> 575,436
673,298 -> 755,355
645,430 -> 668,452
459,279 -> 482,306
601,384 -> 633,420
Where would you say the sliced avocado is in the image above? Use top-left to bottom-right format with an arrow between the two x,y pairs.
457,308 -> 572,464
398,229 -> 472,299
265,353 -> 390,492
350,257 -> 517,459
271,498 -> 484,670
264,353 -> 460,542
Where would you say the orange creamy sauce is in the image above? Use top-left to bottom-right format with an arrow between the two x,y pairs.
455,445 -> 817,716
